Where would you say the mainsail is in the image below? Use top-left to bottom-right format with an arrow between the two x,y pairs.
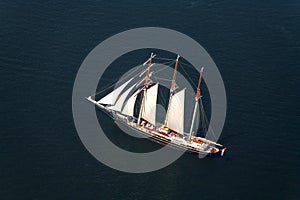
108,84 -> 137,112
122,90 -> 139,116
165,88 -> 185,134
98,78 -> 133,105
141,83 -> 158,125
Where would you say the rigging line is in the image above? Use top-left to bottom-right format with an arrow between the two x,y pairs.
200,98 -> 209,127
156,56 -> 196,70
198,109 -> 204,134
95,59 -> 172,96
135,61 -> 172,88
155,57 -> 175,61
156,57 -> 196,71
201,106 -> 207,133
156,59 -> 175,64
153,77 -> 172,82
199,99 -> 207,135
179,60 -> 195,68
92,58 -> 174,98
178,58 -> 202,69
185,89 -> 196,97
163,60 -> 176,65
138,61 -> 174,82
178,63 -> 197,89
152,76 -> 168,107
153,60 -> 175,68
91,64 -> 143,97
199,100 -> 208,128
199,98 -> 218,141
152,65 -> 172,75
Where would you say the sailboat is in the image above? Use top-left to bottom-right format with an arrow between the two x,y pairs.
86,53 -> 226,156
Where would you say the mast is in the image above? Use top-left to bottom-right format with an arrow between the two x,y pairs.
138,53 -> 155,125
164,55 -> 180,126
188,67 -> 204,141
171,55 -> 180,93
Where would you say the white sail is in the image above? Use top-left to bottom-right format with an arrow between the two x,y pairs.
108,84 -> 136,112
122,90 -> 139,116
166,88 -> 185,134
98,78 -> 133,105
141,83 -> 158,125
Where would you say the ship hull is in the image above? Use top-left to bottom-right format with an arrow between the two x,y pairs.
89,98 -> 224,157
113,114 -> 222,156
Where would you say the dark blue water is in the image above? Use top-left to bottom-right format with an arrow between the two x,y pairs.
1,0 -> 300,199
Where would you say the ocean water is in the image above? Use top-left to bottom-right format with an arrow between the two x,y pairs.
1,0 -> 300,199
